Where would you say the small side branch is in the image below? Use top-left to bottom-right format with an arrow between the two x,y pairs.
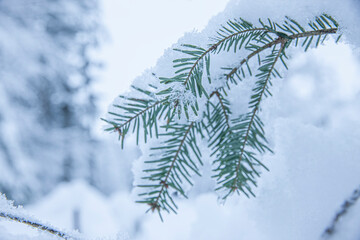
290,28 -> 337,39
210,91 -> 231,130
183,28 -> 268,87
0,212 -> 72,239
115,100 -> 162,129
232,41 -> 286,190
227,37 -> 283,79
322,185 -> 360,238
227,28 -> 337,80
151,122 -> 195,211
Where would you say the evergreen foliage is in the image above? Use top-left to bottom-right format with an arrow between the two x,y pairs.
104,14 -> 340,219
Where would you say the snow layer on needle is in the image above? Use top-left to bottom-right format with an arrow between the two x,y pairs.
0,193 -> 81,240
205,0 -> 360,46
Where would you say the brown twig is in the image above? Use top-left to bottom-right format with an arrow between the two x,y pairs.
151,122 -> 195,212
232,40 -> 287,190
0,212 -> 72,239
226,28 -> 337,80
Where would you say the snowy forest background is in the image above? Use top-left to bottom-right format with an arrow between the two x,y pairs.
0,0 -> 360,239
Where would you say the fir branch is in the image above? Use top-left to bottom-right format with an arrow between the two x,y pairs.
103,87 -> 168,147
211,42 -> 286,198
182,50 -> 207,88
169,25 -> 270,115
232,42 -> 285,190
231,109 -> 259,192
0,212 -> 73,239
209,90 -> 232,130
227,28 -> 337,80
105,14 -> 342,219
289,28 -> 337,39
182,27 -> 268,86
212,18 -> 271,53
211,28 -> 268,53
109,100 -> 163,130
152,122 -> 194,209
226,37 -> 283,79
137,121 -> 202,219
226,15 -> 338,81
322,185 -> 360,238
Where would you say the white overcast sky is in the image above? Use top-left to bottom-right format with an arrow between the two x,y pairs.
95,0 -> 231,116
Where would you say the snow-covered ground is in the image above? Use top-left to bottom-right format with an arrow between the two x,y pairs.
1,0 -> 360,239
